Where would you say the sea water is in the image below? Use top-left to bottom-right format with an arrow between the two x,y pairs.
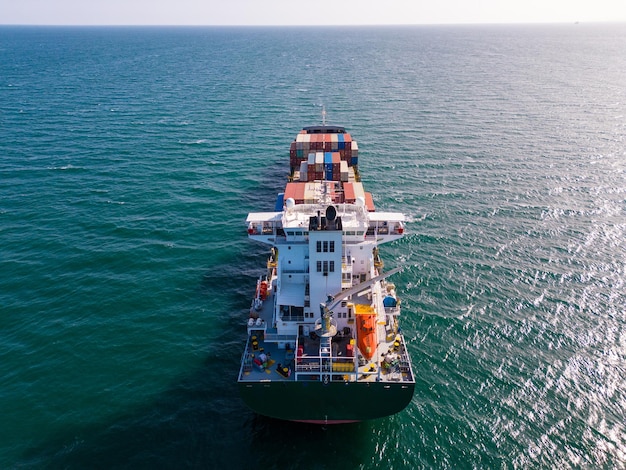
1,24 -> 625,468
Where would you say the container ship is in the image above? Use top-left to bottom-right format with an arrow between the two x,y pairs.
238,124 -> 415,424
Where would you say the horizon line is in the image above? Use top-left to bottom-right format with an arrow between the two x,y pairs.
1,20 -> 621,27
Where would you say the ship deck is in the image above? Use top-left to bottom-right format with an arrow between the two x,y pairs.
238,282 -> 414,385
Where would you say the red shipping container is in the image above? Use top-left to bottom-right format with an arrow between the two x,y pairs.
284,182 -> 307,203
296,183 -> 306,202
284,182 -> 297,201
344,182 -> 355,203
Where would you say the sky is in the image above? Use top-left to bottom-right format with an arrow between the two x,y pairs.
1,0 -> 626,26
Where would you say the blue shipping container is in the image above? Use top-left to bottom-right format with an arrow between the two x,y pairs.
275,193 -> 285,211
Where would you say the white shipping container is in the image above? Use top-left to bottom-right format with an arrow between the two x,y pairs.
300,161 -> 308,181
340,160 -> 349,182
304,182 -> 318,203
353,182 -> 365,199
315,152 -> 324,172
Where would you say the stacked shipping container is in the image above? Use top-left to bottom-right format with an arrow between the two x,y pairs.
284,182 -> 342,205
284,128 -> 373,211
299,158 -> 349,183
289,132 -> 358,172
283,181 -> 375,211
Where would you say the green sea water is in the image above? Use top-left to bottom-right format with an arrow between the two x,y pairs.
1,24 -> 625,468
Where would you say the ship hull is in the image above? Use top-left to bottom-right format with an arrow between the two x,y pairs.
239,380 -> 414,423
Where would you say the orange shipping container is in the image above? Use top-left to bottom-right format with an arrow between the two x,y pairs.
284,182 -> 307,204
344,182 -> 355,203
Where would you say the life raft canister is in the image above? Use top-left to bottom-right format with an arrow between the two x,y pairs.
259,281 -> 268,300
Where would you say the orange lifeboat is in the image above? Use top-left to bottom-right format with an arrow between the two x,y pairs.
355,304 -> 377,360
